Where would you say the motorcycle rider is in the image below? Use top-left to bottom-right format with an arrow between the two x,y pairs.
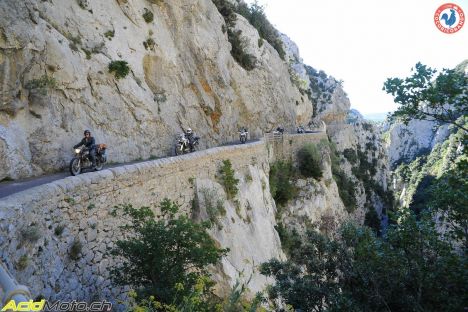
239,126 -> 248,140
74,130 -> 96,169
184,128 -> 198,152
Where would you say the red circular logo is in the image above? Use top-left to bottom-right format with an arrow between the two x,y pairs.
434,3 -> 465,34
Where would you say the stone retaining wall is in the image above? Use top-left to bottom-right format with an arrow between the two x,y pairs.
266,132 -> 328,162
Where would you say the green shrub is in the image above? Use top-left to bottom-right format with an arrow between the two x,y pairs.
16,255 -> 29,271
67,34 -> 82,52
261,213 -> 466,311
219,160 -> 239,199
104,30 -> 115,40
297,144 -> 323,179
142,8 -> 154,23
269,161 -> 297,206
64,197 -> 76,204
222,279 -> 264,312
20,225 -> 41,244
199,188 -> 226,228
289,63 -> 308,91
108,60 -> 130,79
333,170 -> 357,212
245,171 -> 253,183
25,75 -> 57,95
237,2 -> 285,60
275,222 -> 301,256
212,0 -> 285,64
212,0 -> 256,71
69,238 -> 83,260
82,48 -> 92,60
110,199 -> 228,306
227,29 -> 256,70
54,224 -> 65,236
143,37 -> 155,50
343,148 -> 358,164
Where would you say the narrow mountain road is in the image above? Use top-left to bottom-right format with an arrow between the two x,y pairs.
0,139 -> 261,199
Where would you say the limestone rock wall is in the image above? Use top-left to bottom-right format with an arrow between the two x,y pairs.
328,121 -> 391,221
280,146 -> 349,235
383,119 -> 451,167
0,0 -> 313,181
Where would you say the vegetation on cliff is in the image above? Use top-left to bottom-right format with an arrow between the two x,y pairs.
110,200 -> 228,309
393,119 -> 467,248
110,199 -> 268,311
297,144 -> 323,179
212,0 -> 286,71
261,212 -> 466,311
269,160 -> 297,207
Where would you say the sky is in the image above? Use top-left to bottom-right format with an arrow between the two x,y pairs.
245,0 -> 468,115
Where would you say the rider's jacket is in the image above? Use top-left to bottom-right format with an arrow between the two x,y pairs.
185,132 -> 197,143
74,137 -> 96,149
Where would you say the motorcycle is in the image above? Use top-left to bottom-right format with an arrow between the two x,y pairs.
69,144 -> 107,176
273,126 -> 285,135
239,129 -> 248,144
174,134 -> 199,155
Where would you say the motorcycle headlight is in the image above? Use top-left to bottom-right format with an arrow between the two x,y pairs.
75,148 -> 81,153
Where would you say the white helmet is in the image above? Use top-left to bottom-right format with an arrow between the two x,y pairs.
186,128 -> 193,135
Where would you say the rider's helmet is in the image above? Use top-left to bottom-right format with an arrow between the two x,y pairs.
186,128 -> 193,135
84,130 -> 91,136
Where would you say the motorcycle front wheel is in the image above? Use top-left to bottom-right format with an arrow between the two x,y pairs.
240,136 -> 246,144
69,158 -> 81,176
175,144 -> 183,156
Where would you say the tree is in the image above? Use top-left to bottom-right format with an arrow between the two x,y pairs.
430,158 -> 468,250
269,161 -> 297,206
110,199 -> 228,306
219,160 -> 240,199
297,144 -> 323,179
260,229 -> 344,312
261,213 -> 467,311
383,62 -> 468,131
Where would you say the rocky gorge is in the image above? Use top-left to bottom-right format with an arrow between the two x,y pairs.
1,0 -> 465,310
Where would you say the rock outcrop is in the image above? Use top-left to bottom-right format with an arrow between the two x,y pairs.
383,119 -> 451,167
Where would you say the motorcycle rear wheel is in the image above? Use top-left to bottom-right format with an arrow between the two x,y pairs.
95,160 -> 104,171
69,158 -> 81,176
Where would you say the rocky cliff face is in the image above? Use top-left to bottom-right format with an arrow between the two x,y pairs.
383,119 -> 451,168
385,118 -> 464,210
0,0 -> 313,180
275,70 -> 391,234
